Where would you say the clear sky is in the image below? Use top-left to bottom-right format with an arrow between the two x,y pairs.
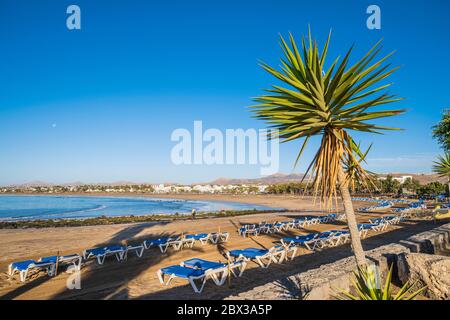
0,0 -> 449,185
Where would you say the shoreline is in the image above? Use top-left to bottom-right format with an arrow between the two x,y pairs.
0,192 -> 328,210
0,209 -> 287,229
0,193 -> 301,225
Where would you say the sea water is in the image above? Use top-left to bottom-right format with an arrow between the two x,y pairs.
0,195 -> 275,221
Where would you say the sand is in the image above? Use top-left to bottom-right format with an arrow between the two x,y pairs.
0,194 -> 439,300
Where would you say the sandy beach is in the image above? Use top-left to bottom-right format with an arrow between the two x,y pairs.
0,195 -> 440,300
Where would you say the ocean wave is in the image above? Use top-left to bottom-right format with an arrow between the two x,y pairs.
0,204 -> 108,221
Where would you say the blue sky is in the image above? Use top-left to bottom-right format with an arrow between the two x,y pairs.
0,0 -> 449,185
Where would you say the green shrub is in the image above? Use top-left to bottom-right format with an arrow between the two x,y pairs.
335,264 -> 426,300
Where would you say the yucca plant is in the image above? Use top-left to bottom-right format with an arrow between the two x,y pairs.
343,143 -> 377,193
251,28 -> 405,266
335,265 -> 426,300
432,153 -> 450,196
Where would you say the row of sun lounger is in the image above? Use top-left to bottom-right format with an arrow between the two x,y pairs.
238,214 -> 344,237
157,215 -> 406,294
357,214 -> 405,237
7,213 -> 404,288
281,230 -> 350,251
156,218 -> 397,294
390,199 -> 415,204
157,244 -> 298,293
358,201 -> 393,213
143,232 -> 229,253
8,232 -> 230,282
280,215 -> 404,252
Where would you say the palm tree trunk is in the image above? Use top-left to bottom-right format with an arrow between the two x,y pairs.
337,166 -> 367,267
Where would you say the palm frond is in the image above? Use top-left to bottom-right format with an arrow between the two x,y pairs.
432,153 -> 450,178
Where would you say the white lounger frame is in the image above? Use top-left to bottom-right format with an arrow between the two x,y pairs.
210,232 -> 229,244
227,246 -> 289,268
54,255 -> 83,272
122,244 -> 145,260
192,234 -> 212,245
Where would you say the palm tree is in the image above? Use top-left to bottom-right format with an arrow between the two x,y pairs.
342,143 -> 376,193
433,153 -> 450,197
251,29 -> 405,266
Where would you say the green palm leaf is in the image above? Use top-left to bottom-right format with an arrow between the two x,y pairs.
335,265 -> 426,300
432,153 -> 450,178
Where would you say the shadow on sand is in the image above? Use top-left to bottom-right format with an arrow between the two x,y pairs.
1,217 -> 446,300
134,220 -> 446,300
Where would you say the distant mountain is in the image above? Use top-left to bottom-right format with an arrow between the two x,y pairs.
209,173 -> 308,185
208,172 -> 446,185
18,181 -> 55,187
61,181 -> 85,186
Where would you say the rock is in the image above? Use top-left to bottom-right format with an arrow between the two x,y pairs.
400,223 -> 450,254
397,253 -> 450,300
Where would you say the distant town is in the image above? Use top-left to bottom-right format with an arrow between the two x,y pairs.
0,183 -> 267,195
1,173 -> 447,197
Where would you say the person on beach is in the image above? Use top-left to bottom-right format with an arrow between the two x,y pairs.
191,208 -> 196,219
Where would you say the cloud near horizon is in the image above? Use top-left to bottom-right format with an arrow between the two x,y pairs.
366,153 -> 437,172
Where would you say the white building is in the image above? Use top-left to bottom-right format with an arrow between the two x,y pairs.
378,175 -> 413,184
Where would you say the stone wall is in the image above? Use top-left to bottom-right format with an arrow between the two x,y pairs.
399,223 -> 450,254
397,253 -> 450,300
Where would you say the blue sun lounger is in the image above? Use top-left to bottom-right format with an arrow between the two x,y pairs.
8,253 -> 82,282
122,243 -> 145,259
281,233 -> 319,250
184,233 -> 211,245
326,230 -> 350,247
368,217 -> 395,228
368,217 -> 384,225
311,230 -> 350,250
272,221 -> 290,232
157,266 -> 207,293
143,237 -> 182,253
143,237 -> 171,249
257,222 -> 272,234
308,231 -> 336,250
317,213 -> 338,223
292,218 -> 308,228
239,224 -> 259,237
39,254 -> 82,272
303,216 -> 321,226
157,258 -> 246,293
227,246 -> 287,268
8,259 -> 56,282
181,258 -> 246,279
378,216 -> 401,225
210,231 -> 229,243
358,223 -> 385,238
83,245 -> 126,265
